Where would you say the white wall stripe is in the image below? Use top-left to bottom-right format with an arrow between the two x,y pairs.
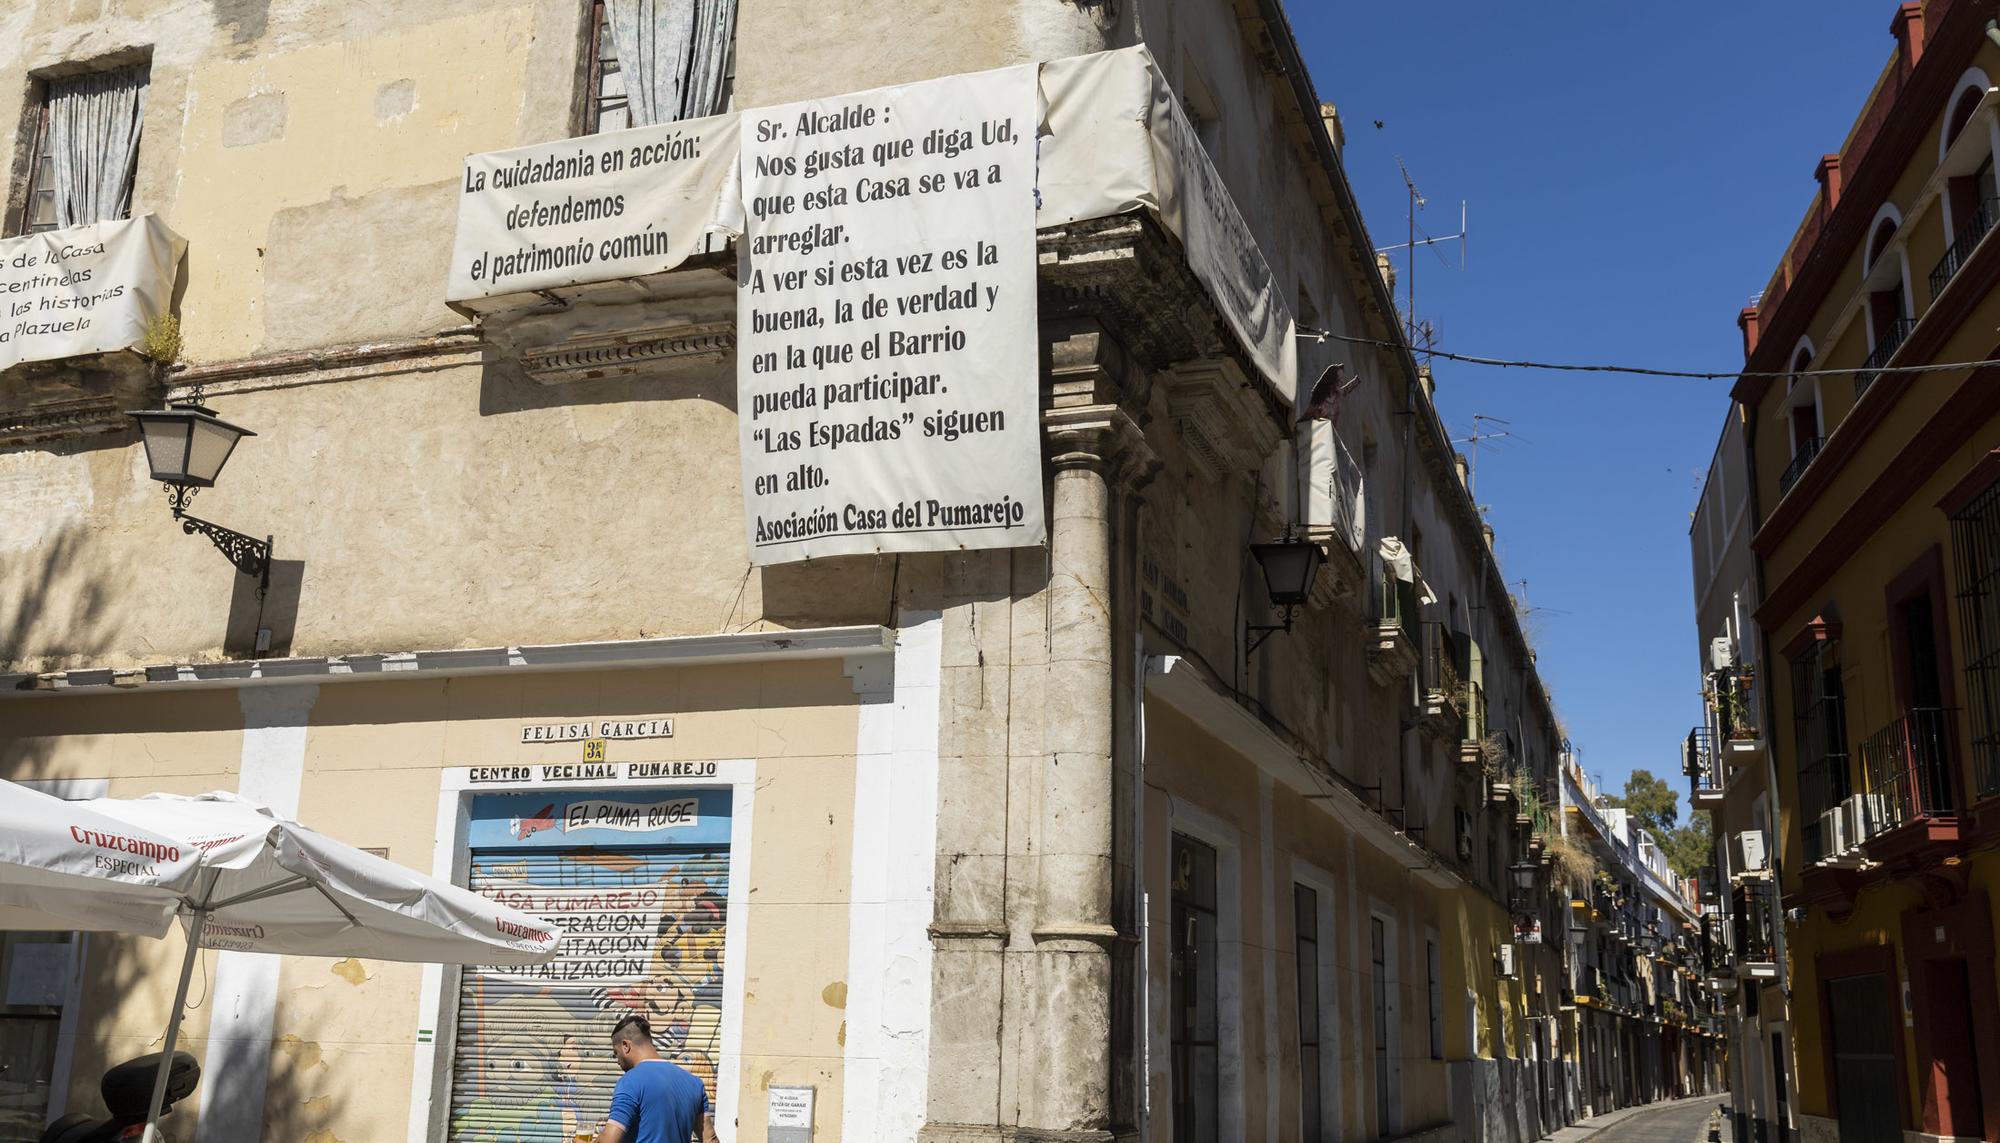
195,685 -> 317,1143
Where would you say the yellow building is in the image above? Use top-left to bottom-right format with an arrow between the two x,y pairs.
0,3 -> 1607,1142
1732,1 -> 2000,1138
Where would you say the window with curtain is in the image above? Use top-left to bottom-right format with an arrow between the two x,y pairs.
18,63 -> 149,235
585,0 -> 736,134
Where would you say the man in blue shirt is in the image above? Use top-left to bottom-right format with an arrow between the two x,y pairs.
596,1016 -> 719,1143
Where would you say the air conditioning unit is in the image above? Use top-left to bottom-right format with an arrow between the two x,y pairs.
1818,805 -> 1849,860
1709,636 -> 1735,673
1497,942 -> 1517,978
1845,792 -> 1889,843
1731,830 -> 1769,874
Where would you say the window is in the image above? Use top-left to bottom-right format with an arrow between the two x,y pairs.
0,933 -> 77,1134
1426,938 -> 1444,1060
1954,477 -> 2000,797
582,0 -> 736,133
1370,915 -> 1398,1138
1859,214 -> 1913,396
16,63 -> 149,235
1294,885 -> 1324,1143
1171,835 -> 1219,1143
1791,637 -> 1851,860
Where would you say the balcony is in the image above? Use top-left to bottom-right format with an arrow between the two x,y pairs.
1798,752 -> 1851,864
1730,880 -> 1778,978
1685,727 -> 1724,808
1854,316 -> 1916,397
1420,621 -> 1465,739
1777,436 -> 1824,499
1929,197 -> 1999,300
1860,707 -> 1962,860
1710,666 -> 1762,759
1366,560 -> 1421,686
1460,681 -> 1489,768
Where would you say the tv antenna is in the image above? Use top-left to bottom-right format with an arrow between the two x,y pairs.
1450,414 -> 1513,499
1375,158 -> 1469,345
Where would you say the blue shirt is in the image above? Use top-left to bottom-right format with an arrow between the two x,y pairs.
607,1059 -> 708,1143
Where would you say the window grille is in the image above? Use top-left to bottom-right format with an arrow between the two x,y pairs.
1952,476 -> 2000,798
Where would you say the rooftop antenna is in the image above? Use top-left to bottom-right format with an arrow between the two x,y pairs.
1451,414 -> 1513,499
1375,158 -> 1468,346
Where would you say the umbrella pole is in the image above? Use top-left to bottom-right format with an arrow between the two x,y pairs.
143,909 -> 206,1143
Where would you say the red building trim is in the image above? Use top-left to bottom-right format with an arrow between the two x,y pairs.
1755,375 -> 2000,631
1733,0 -> 1988,405
1897,890 -> 2000,1140
1938,449 -> 2000,516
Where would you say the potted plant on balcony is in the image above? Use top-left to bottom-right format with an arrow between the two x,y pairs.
1725,670 -> 1757,741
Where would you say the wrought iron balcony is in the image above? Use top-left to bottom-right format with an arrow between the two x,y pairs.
1855,316 -> 1916,397
1777,436 -> 1824,499
1711,665 -> 1760,746
1421,620 -> 1465,733
1379,566 -> 1419,647
1731,880 -> 1776,967
1798,752 -> 1852,864
1686,727 -> 1724,807
1860,706 -> 1958,833
1929,197 -> 1999,300
1366,561 -> 1422,686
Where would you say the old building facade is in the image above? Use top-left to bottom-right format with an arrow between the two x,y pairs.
1728,0 -> 2000,1139
1687,408 -> 1796,1143
1,2 -> 1616,1142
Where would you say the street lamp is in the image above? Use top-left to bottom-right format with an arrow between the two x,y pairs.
130,398 -> 273,592
1246,533 -> 1325,651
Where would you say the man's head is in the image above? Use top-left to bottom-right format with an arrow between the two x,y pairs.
611,1015 -> 659,1071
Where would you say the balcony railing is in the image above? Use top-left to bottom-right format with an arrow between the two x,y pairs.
1422,621 -> 1462,702
1731,880 -> 1776,965
1688,731 -> 1720,803
1379,566 -> 1419,647
1929,197 -> 1999,300
1777,436 -> 1824,499
1711,666 -> 1759,743
1855,316 -> 1916,397
1860,707 -> 1959,832
1464,679 -> 1487,744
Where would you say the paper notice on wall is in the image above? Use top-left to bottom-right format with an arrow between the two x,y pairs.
0,214 -> 183,373
446,113 -> 740,304
736,66 -> 1045,564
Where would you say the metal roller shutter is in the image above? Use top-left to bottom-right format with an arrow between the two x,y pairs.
448,846 -> 729,1142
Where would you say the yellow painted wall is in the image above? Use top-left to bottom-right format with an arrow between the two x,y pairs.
0,656 -> 864,1142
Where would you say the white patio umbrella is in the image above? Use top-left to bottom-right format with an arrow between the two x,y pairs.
10,788 -> 560,1141
0,779 -> 201,936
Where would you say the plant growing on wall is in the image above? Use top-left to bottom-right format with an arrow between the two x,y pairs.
141,313 -> 183,365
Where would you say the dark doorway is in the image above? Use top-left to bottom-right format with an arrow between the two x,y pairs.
1921,958 -> 1986,1137
1827,972 -> 1903,1142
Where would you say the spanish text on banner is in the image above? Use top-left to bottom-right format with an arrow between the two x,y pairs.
736,66 -> 1046,564
0,215 -> 183,373
446,113 -> 740,304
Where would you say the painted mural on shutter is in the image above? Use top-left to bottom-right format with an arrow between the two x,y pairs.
448,790 -> 732,1142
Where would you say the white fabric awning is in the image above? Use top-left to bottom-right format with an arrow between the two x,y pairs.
0,779 -> 199,937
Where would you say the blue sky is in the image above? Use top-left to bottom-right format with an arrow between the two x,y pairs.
1288,3 -> 1894,817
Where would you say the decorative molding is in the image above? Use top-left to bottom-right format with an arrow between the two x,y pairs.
518,320 -> 734,385
0,395 -> 130,445
1161,357 -> 1282,483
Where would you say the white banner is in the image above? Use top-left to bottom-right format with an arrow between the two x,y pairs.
736,66 -> 1045,564
0,214 -> 183,372
446,113 -> 740,304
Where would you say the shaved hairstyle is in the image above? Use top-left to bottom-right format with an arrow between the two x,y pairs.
611,1015 -> 654,1049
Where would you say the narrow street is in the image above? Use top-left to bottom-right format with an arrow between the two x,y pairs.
1557,1095 -> 1726,1143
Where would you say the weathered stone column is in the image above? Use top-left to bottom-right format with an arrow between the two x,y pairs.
1021,320 -> 1153,1139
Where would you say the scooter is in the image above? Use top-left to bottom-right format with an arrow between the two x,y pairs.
38,1051 -> 200,1143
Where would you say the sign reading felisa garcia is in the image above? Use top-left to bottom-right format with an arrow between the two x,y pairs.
735,66 -> 1045,564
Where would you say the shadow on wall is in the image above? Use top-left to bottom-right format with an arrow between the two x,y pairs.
60,935 -> 339,1142
1,525 -> 123,677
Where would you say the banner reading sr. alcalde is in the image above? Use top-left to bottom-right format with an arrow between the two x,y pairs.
736,65 -> 1044,564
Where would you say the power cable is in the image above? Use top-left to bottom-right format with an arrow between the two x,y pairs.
1298,327 -> 2000,381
